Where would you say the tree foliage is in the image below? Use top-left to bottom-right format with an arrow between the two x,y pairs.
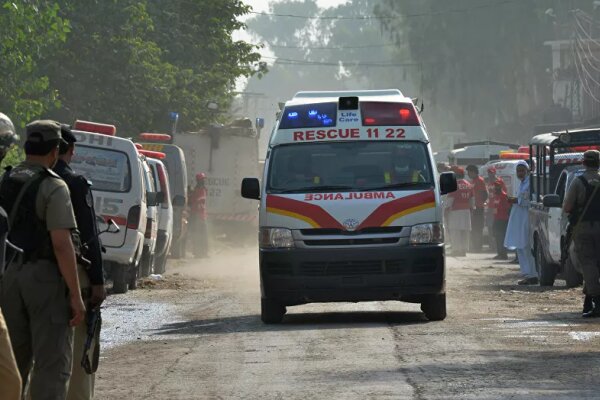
1,0 -> 263,136
375,0 -> 594,142
0,0 -> 70,129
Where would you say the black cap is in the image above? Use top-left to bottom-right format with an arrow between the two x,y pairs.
60,124 -> 77,144
25,120 -> 65,144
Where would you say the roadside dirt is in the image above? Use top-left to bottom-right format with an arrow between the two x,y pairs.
95,248 -> 600,399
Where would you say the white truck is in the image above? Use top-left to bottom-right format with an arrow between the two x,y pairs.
528,129 -> 597,287
174,120 -> 260,238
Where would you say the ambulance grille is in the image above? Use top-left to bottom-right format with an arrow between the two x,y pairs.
300,227 -> 404,236
303,238 -> 399,246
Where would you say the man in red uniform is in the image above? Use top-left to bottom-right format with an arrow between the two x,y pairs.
485,166 -> 506,252
445,167 -> 474,256
466,165 -> 488,252
188,173 -> 209,258
491,180 -> 511,260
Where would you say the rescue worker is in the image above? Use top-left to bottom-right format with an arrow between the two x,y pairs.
188,173 -> 209,258
485,166 -> 506,253
54,124 -> 105,399
563,150 -> 600,317
491,180 -> 510,260
0,113 -> 22,400
0,120 -> 85,399
445,167 -> 473,256
466,165 -> 487,252
385,146 -> 425,184
504,161 -> 537,285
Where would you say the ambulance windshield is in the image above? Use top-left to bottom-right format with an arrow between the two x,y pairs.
268,141 -> 433,193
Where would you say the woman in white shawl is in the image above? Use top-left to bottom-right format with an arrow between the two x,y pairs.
504,161 -> 538,285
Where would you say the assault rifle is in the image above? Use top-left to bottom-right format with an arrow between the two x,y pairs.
81,304 -> 101,374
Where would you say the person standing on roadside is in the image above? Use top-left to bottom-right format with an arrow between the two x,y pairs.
0,113 -> 22,400
504,161 -> 537,285
188,173 -> 209,258
466,165 -> 487,252
54,124 -> 106,399
563,150 -> 600,318
485,166 -> 506,252
0,120 -> 85,399
491,180 -> 510,260
445,167 -> 473,257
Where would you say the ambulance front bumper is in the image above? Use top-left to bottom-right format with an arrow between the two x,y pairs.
259,244 -> 445,306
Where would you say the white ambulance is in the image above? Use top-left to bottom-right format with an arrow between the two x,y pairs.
70,120 -> 148,293
242,90 -> 457,323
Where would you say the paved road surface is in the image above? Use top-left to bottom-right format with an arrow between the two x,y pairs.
95,248 -> 600,399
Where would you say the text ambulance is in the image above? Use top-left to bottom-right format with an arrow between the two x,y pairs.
242,90 -> 457,323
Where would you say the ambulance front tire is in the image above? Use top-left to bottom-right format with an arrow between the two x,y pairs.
112,264 -> 129,294
261,298 -> 286,324
421,294 -> 446,321
535,241 -> 556,287
128,258 -> 140,290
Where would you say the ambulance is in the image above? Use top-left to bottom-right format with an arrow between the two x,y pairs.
241,90 -> 457,323
70,120 -> 149,294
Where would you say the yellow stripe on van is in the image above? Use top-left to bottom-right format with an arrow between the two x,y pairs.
266,207 -> 321,228
381,201 -> 436,226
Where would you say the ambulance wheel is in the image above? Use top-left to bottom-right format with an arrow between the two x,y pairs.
564,257 -> 583,288
261,298 -> 286,324
421,294 -> 447,321
140,248 -> 153,277
154,252 -> 167,274
128,261 -> 139,290
112,265 -> 129,294
536,242 -> 556,287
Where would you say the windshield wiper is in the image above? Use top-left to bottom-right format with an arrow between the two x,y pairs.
366,182 -> 430,191
277,185 -> 354,193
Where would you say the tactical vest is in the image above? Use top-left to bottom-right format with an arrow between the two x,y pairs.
0,167 -> 55,262
578,176 -> 600,222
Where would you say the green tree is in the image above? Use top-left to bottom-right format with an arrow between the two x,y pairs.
0,0 -> 70,129
375,0 -> 593,143
40,0 -> 263,134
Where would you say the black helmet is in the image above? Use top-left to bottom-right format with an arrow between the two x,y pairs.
0,113 -> 19,152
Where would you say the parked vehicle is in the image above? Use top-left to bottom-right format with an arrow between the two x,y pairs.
528,128 -> 598,287
174,120 -> 260,239
139,155 -> 159,279
71,120 -> 148,293
449,141 -> 519,166
139,134 -> 188,258
242,89 -> 457,323
144,152 -> 173,274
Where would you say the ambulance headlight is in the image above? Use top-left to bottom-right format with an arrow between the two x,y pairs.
260,228 -> 294,249
409,223 -> 443,245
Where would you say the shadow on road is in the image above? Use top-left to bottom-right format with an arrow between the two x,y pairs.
152,310 -> 429,336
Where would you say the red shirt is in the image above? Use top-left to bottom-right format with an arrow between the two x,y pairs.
472,176 -> 488,209
492,190 -> 511,221
189,186 -> 208,220
449,179 -> 474,210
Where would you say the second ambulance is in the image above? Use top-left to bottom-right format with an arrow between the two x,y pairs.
242,90 -> 457,323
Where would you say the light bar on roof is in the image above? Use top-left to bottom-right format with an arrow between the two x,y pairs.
139,133 -> 172,142
138,149 -> 166,160
73,120 -> 117,136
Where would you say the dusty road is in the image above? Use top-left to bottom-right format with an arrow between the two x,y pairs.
95,247 -> 600,399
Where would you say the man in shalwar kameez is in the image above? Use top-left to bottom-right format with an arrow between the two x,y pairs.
504,161 -> 538,285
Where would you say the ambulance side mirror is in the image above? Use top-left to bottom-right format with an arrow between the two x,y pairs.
543,194 -> 562,208
439,172 -> 457,195
241,178 -> 260,200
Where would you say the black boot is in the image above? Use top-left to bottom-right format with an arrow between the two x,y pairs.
582,296 -> 600,318
582,295 -> 593,315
